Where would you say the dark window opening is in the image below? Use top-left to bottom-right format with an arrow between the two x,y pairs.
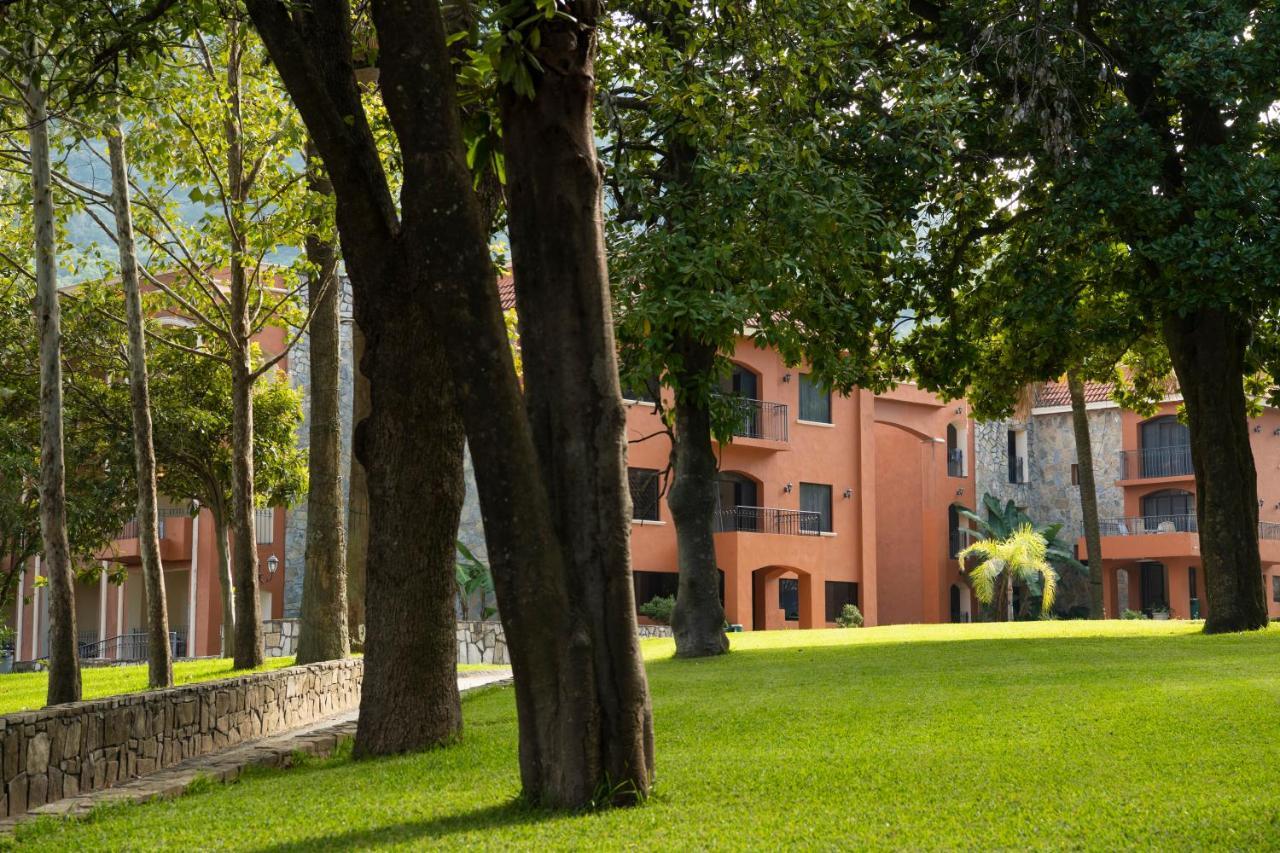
948,504 -> 962,558
621,374 -> 658,403
633,570 -> 679,610
1272,575 -> 1280,604
800,483 -> 833,533
949,584 -> 963,623
799,373 -> 832,423
946,424 -> 963,476
779,577 -> 799,621
1007,429 -> 1027,484
1071,463 -> 1079,485
1189,566 -> 1198,601
722,363 -> 759,399
628,467 -> 660,521
1141,489 -> 1195,530
825,581 -> 859,622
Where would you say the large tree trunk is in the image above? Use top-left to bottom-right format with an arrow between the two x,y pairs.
1067,372 -> 1105,620
296,148 -> 349,664
210,503 -> 235,658
498,0 -> 655,802
352,298 -> 466,757
28,81 -> 80,705
108,121 -> 173,686
345,326 -> 369,650
1163,308 -> 1267,633
667,346 -> 730,656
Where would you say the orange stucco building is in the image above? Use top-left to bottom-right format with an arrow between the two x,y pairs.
625,336 -> 976,629
1094,399 -> 1280,620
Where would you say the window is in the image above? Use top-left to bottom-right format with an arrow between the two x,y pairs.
628,468 -> 661,521
1071,464 -> 1079,486
1189,567 -> 1198,602
948,505 -> 962,558
1140,416 -> 1192,477
798,373 -> 831,423
779,578 -> 799,620
1007,428 -> 1028,484
1141,489 -> 1195,530
634,570 -> 678,609
946,424 -> 964,476
254,508 -> 275,544
800,483 -> 833,533
825,581 -> 858,622
620,377 -> 656,403
1272,575 -> 1280,604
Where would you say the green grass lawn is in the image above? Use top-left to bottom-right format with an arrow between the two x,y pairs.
12,621 -> 1280,850
0,659 -> 504,717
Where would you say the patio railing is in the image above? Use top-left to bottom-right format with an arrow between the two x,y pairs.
79,629 -> 187,661
715,505 -> 821,536
726,397 -> 790,443
1119,445 -> 1194,480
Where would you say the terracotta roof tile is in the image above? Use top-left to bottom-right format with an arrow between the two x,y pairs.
497,275 -> 516,310
1033,380 -> 1116,408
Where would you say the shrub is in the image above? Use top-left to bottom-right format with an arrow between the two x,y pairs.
1121,608 -> 1149,620
639,595 -> 675,625
835,604 -> 863,628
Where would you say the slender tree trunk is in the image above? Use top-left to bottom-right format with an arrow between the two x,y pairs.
211,504 -> 235,658
296,145 -> 349,664
345,326 -> 368,650
108,121 -> 172,686
27,81 -> 80,705
498,0 -> 655,801
667,346 -> 730,655
225,31 -> 264,669
1163,308 -> 1267,633
352,297 -> 466,757
1067,372 -> 1105,620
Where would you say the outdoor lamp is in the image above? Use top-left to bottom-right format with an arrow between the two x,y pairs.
266,554 -> 279,579
843,488 -> 854,499
784,482 -> 794,493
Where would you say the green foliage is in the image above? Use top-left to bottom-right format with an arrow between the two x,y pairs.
957,493 -> 1085,578
638,595 -> 675,626
958,524 -> 1059,613
835,604 -> 864,629
1122,609 -> 1149,621
602,0 -> 971,431
903,1 -> 1280,416
455,540 -> 496,621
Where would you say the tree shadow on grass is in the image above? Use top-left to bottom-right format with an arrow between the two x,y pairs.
252,800 -> 561,852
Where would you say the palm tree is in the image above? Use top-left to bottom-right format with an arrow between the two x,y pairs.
958,524 -> 1058,622
956,494 -> 1085,618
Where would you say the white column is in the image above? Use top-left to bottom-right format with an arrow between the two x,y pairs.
188,509 -> 200,657
116,574 -> 125,659
30,555 -> 42,660
13,565 -> 24,662
99,563 -> 108,644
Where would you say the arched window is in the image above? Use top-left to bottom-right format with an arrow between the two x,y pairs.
722,363 -> 759,399
1141,489 -> 1195,531
716,472 -> 760,531
948,504 -> 962,557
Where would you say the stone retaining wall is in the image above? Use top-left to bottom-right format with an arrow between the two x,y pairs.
263,619 -> 300,658
0,658 -> 362,819
455,621 -> 672,665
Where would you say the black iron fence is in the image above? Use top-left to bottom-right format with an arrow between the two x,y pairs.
715,505 -> 821,536
1119,445 -> 1194,480
78,629 -> 187,661
726,397 -> 789,442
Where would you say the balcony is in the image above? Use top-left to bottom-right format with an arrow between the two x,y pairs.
109,508 -> 191,563
1119,445 -> 1193,481
715,506 -> 821,536
725,397 -> 789,444
947,449 -> 964,478
1091,515 -> 1280,564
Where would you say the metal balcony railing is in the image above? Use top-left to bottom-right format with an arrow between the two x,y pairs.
78,629 -> 187,661
947,449 -> 964,478
1119,445 -> 1194,480
715,505 -> 822,536
113,508 -> 188,541
1098,514 -> 1198,536
725,397 -> 789,442
1260,522 -> 1280,542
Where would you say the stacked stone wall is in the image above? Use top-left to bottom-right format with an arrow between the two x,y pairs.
0,658 -> 362,819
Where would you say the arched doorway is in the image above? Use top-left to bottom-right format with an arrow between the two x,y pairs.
751,565 -> 817,630
717,472 -> 760,531
949,584 -> 962,622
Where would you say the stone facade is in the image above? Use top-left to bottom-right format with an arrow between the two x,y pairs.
0,658 -> 362,819
284,277 -> 491,619
975,404 -> 1125,612
263,619 -> 300,658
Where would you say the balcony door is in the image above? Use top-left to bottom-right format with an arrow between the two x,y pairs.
1141,489 -> 1195,531
717,473 -> 758,531
1139,562 -> 1167,613
722,364 -> 761,438
1140,416 -> 1191,477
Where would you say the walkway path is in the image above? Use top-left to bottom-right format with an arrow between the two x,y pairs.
0,669 -> 511,835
